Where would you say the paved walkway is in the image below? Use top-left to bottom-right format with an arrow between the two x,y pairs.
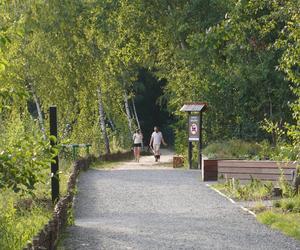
61,150 -> 300,250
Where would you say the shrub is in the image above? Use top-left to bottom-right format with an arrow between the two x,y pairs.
221,178 -> 273,201
203,139 -> 263,159
278,196 -> 300,213
281,199 -> 295,212
203,139 -> 298,161
271,195 -> 300,213
0,111 -> 55,195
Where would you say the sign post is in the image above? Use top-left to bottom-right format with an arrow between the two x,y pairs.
180,102 -> 207,169
188,112 -> 192,169
199,112 -> 203,169
50,106 -> 59,203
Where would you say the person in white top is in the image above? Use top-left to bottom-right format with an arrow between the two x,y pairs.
133,129 -> 143,162
149,126 -> 167,162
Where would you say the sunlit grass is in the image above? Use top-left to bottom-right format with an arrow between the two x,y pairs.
257,211 -> 300,240
0,158 -> 74,249
212,179 -> 273,201
0,191 -> 52,250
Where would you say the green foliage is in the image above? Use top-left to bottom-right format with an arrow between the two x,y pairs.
273,195 -> 300,213
203,139 -> 263,159
261,118 -> 299,161
0,111 -> 54,194
165,0 -> 295,144
0,191 -> 52,250
278,168 -> 295,198
215,178 -> 274,201
203,138 -> 299,161
257,211 -> 300,240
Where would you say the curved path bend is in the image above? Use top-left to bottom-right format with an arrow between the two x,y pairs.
61,150 -> 300,250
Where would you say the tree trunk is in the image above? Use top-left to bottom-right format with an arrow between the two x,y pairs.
32,90 -> 46,139
108,118 -> 116,131
132,98 -> 144,149
124,90 -> 133,136
22,27 -> 46,138
132,98 -> 140,130
27,81 -> 46,139
97,86 -> 110,154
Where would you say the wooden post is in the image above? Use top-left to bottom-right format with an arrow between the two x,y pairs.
188,112 -> 192,169
198,111 -> 203,169
188,142 -> 193,169
50,106 -> 59,203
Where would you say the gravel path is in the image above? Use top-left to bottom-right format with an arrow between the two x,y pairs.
61,151 -> 300,250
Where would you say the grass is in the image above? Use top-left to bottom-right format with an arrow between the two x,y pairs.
272,195 -> 300,213
0,190 -> 52,250
257,211 -> 300,240
213,178 -> 274,201
0,158 -> 74,249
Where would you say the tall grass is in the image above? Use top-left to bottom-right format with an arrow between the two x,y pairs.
0,158 -> 73,249
214,178 -> 274,201
273,195 -> 300,213
0,191 -> 52,249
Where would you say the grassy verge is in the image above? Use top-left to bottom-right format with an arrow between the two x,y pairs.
257,211 -> 300,240
0,190 -> 52,250
212,179 -> 273,201
0,158 -> 73,249
213,180 -> 300,241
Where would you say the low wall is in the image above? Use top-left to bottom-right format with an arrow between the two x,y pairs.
203,160 -> 297,182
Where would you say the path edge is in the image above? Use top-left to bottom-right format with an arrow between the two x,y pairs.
206,184 -> 257,217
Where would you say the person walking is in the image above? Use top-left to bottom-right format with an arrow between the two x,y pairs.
149,126 -> 167,162
133,129 -> 143,162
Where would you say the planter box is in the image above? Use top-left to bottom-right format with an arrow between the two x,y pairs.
173,155 -> 184,168
202,159 -> 298,183
218,160 -> 297,182
202,160 -> 218,181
